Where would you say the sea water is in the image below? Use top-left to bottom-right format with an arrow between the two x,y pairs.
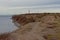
0,15 -> 18,34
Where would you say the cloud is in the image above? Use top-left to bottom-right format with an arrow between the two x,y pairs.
0,4 -> 60,15
0,0 -> 60,15
0,0 -> 60,7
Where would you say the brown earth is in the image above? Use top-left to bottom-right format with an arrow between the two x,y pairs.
12,13 -> 60,26
0,13 -> 60,40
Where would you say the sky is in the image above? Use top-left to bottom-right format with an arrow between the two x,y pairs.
0,0 -> 60,15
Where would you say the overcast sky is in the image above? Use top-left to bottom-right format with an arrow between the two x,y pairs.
0,0 -> 60,15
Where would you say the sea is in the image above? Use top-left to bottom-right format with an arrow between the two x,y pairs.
0,15 -> 18,34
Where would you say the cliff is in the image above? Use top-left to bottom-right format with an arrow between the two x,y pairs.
0,13 -> 60,40
11,13 -> 60,40
12,13 -> 60,26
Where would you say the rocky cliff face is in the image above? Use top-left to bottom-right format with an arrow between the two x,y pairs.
12,13 -> 60,26
11,13 -> 60,40
12,13 -> 48,26
0,13 -> 60,40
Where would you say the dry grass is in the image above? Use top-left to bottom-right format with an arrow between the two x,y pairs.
11,13 -> 60,40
